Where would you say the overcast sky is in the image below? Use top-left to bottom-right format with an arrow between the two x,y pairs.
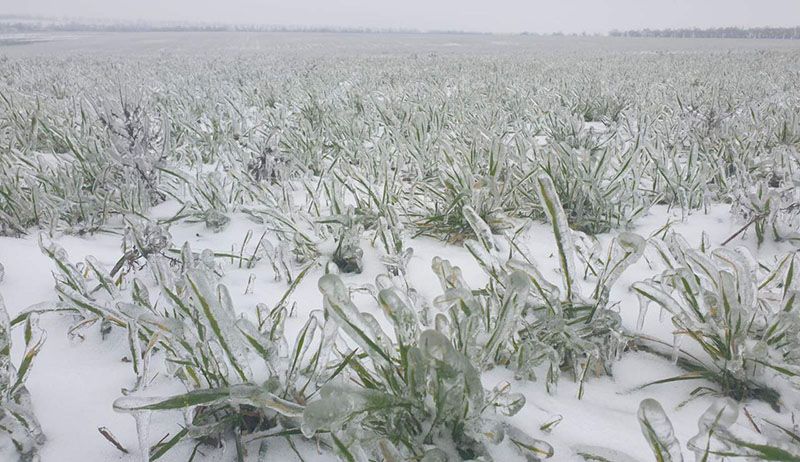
3,0 -> 800,33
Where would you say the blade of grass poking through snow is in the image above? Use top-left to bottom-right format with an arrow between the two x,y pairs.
536,174 -> 576,302
11,316 -> 46,396
0,294 -> 46,458
283,315 -> 319,396
574,445 -> 641,462
149,427 -> 189,461
98,426 -> 129,454
638,399 -> 684,462
270,262 -> 314,318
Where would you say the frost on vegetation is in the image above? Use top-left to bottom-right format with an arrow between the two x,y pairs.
104,253 -> 326,460
731,180 -> 800,247
2,41 -> 800,461
540,111 -> 649,234
647,398 -> 800,461
637,399 -> 684,462
449,175 -> 645,393
19,233 -> 315,459
0,89 -> 167,236
303,273 -> 553,461
0,295 -> 46,462
99,268 -> 556,461
633,233 -> 800,408
113,218 -> 172,276
1,45 -> 800,242
410,143 -> 517,242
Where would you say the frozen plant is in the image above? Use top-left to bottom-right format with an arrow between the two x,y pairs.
454,175 -> 645,393
301,273 -> 554,461
730,181 -> 800,247
110,218 -> 173,277
579,398 -> 800,461
632,234 -> 800,408
0,295 -> 46,461
111,256 -> 324,460
317,187 -> 366,273
409,142 -> 520,243
536,113 -> 649,234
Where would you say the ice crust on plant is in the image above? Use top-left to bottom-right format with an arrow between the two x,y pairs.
453,174 -> 645,392
633,234 -> 800,407
0,295 -> 46,461
306,273 -> 553,461
2,35 -> 800,461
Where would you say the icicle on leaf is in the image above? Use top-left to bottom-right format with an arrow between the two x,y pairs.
632,282 -> 686,329
596,232 -> 645,296
484,271 -> 529,361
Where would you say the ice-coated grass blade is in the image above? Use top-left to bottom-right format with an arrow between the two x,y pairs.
637,399 -> 683,462
185,273 -> 250,382
318,274 -> 393,367
535,174 -> 576,302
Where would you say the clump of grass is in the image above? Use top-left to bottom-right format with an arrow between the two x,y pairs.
110,254 -> 326,460
449,175 -> 645,393
632,234 -> 800,409
22,236 -> 318,459
301,273 -> 553,461
408,143 -> 525,243
730,181 -> 800,247
0,88 -> 169,237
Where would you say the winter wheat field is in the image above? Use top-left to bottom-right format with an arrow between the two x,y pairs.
1,32 -> 800,462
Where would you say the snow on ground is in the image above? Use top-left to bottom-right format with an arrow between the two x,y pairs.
1,201 -> 795,461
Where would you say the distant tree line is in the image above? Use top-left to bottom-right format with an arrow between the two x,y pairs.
2,15 -> 797,39
0,15 -> 487,35
609,26 -> 800,40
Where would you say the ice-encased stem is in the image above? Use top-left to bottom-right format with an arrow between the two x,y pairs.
535,174 -> 577,302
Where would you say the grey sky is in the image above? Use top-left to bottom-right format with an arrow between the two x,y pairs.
3,0 -> 800,33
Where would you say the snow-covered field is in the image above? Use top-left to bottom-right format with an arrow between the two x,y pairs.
0,32 -> 799,462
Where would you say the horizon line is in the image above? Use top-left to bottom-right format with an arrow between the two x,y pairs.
1,14 -> 799,37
